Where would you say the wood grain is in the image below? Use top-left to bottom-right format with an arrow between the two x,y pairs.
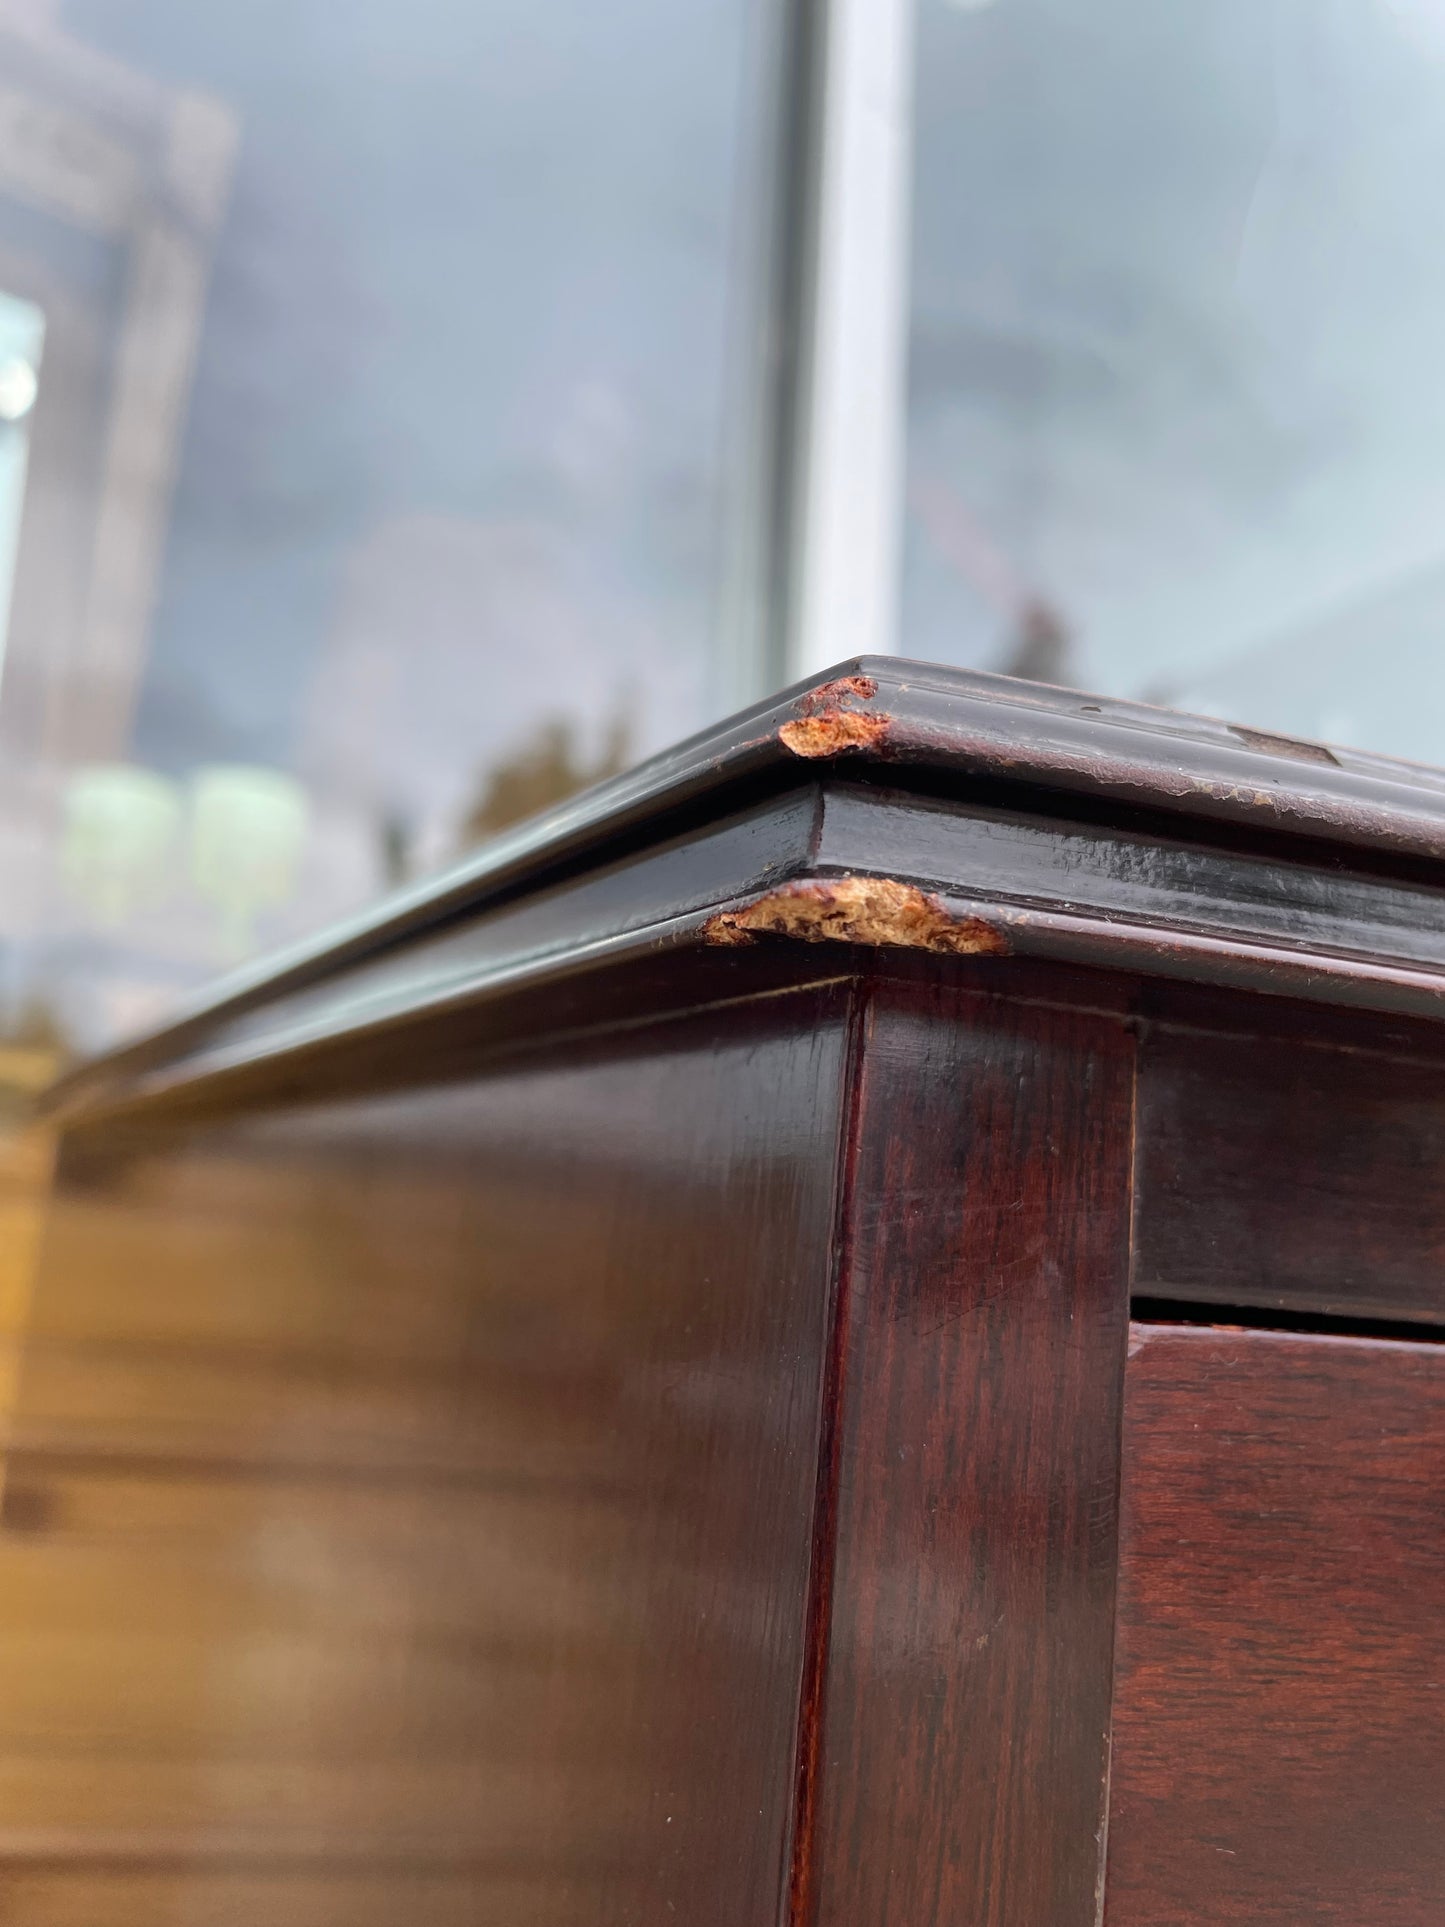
800,979 -> 1135,1927
28,655 -> 1445,1927
4,989 -> 855,1924
1135,1025 -> 1445,1323
1106,1323 -> 1445,1926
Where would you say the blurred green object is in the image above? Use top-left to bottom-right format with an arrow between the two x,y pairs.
62,765 -> 181,926
190,766 -> 309,956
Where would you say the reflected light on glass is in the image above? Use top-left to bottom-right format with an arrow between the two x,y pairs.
0,356 -> 37,423
190,766 -> 309,958
0,291 -> 44,687
62,765 -> 182,926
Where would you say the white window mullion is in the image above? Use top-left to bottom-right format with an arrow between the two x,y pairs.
786,0 -> 915,681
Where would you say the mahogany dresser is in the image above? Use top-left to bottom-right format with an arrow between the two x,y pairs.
13,661 -> 1444,1926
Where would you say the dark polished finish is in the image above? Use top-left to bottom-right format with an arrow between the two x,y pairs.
813,783 -> 1445,1018
1108,1323 -> 1445,1926
7,991 -> 852,1924
802,980 -> 1134,1927
49,771 -> 1445,1119
48,787 -> 829,1117
48,656 -> 1445,1117
1136,1024 -> 1445,1323
21,662 -> 1445,1926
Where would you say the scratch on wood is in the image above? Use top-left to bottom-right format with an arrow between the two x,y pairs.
1229,724 -> 1340,767
705,876 -> 1009,957
779,676 -> 889,758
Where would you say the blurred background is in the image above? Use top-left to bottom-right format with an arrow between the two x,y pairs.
1,0 -> 1444,1071
0,8 -> 1440,1917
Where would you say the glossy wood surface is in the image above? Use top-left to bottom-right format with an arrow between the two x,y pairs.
1135,1025 -> 1445,1323
29,659 -> 1445,1927
1,988 -> 853,1925
54,656 -> 1445,1120
818,782 -> 1445,968
136,787 -> 823,1090
1107,1322 -> 1445,1926
800,979 -> 1135,1927
60,779 -> 1445,1129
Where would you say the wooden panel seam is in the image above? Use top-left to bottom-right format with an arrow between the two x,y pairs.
782,975 -> 868,1927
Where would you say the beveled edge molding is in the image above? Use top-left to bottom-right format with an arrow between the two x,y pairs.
43,773 -> 1445,1123
46,655 -> 1445,1114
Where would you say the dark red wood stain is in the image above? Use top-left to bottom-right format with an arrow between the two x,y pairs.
799,979 -> 1135,1927
1136,1026 -> 1445,1324
27,659 -> 1445,1926
1107,1323 -> 1445,1926
5,989 -> 856,1926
